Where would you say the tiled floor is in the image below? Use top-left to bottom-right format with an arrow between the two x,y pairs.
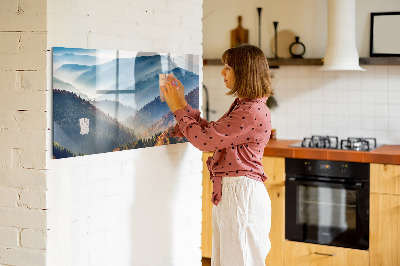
202,257 -> 211,266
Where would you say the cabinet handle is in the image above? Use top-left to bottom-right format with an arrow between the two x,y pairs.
314,252 -> 335,257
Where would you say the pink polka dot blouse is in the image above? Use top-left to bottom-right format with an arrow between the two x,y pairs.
171,97 -> 272,206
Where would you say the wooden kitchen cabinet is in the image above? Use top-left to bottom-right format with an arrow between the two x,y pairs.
370,163 -> 400,266
370,163 -> 400,195
370,193 -> 400,266
201,154 -> 286,265
284,241 -> 369,266
261,156 -> 285,186
202,152 -> 213,258
261,156 -> 285,266
264,184 -> 285,266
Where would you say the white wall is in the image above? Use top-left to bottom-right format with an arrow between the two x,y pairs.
46,0 -> 203,266
203,0 -> 400,58
0,0 -> 48,265
203,0 -> 400,145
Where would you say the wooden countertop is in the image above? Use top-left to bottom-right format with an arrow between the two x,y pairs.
263,139 -> 400,165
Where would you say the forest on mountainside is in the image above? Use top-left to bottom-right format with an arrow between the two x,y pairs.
53,89 -> 137,158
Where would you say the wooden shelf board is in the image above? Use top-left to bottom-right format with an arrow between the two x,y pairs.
359,57 -> 400,65
203,58 -> 323,67
268,58 -> 323,66
204,57 -> 400,67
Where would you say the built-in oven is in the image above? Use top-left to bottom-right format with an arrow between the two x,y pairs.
285,158 -> 370,250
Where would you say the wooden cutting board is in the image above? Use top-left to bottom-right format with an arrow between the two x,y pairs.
231,16 -> 249,48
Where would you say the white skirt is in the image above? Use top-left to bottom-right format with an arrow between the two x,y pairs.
212,176 -> 271,266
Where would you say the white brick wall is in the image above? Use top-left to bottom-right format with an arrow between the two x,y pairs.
46,1 -> 203,266
2,0 -> 203,265
21,229 -> 47,250
0,187 -> 19,208
0,169 -> 47,189
0,0 -> 48,265
0,227 -> 19,247
0,248 -> 46,266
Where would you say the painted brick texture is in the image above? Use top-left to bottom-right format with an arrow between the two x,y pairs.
3,0 -> 203,265
0,0 -> 48,265
46,0 -> 203,266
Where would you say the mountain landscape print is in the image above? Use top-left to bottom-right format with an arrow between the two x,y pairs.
52,47 -> 200,159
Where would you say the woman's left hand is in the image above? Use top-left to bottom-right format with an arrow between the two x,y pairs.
160,77 -> 182,113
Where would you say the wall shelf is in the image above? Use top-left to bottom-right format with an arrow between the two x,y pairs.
203,57 -> 400,67
203,58 -> 323,68
359,57 -> 400,65
268,58 -> 323,67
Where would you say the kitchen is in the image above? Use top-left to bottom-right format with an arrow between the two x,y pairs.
202,0 -> 400,265
0,0 -> 399,264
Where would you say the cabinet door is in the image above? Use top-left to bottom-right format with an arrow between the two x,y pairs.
265,184 -> 285,266
202,152 -> 213,258
284,241 -> 369,266
370,163 -> 400,195
261,156 -> 285,185
370,193 -> 400,266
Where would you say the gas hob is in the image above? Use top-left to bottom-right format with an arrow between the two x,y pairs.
289,135 -> 382,151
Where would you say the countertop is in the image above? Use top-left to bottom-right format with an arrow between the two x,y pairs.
263,139 -> 400,165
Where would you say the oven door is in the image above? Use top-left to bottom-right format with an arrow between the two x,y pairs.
285,177 -> 369,250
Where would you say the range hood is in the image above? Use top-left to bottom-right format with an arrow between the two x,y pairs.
320,0 -> 365,71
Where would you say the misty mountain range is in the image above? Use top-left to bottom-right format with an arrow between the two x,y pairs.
53,52 -> 199,110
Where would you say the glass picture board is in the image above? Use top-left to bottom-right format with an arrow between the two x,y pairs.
52,47 -> 200,159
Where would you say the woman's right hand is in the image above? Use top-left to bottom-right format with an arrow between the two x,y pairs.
168,75 -> 187,108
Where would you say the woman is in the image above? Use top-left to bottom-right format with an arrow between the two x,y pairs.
161,44 -> 273,266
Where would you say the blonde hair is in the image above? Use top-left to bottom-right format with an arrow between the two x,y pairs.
221,44 -> 273,99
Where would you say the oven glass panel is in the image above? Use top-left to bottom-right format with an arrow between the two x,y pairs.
297,186 -> 357,230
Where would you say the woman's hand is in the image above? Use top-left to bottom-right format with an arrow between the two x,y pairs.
170,76 -> 187,108
160,77 -> 183,113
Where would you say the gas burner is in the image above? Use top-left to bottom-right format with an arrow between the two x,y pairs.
290,136 -> 380,151
301,135 -> 339,149
340,137 -> 377,151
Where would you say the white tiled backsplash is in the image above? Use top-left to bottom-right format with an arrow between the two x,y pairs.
203,65 -> 400,145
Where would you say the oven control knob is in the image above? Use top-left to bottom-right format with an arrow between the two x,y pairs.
340,164 -> 347,174
305,162 -> 312,171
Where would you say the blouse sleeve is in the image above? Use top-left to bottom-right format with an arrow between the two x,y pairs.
172,106 -> 257,151
170,104 -> 210,137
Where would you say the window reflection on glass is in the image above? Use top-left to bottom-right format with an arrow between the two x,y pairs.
297,186 -> 357,230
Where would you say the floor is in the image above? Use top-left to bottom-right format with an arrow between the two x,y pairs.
202,257 -> 211,266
